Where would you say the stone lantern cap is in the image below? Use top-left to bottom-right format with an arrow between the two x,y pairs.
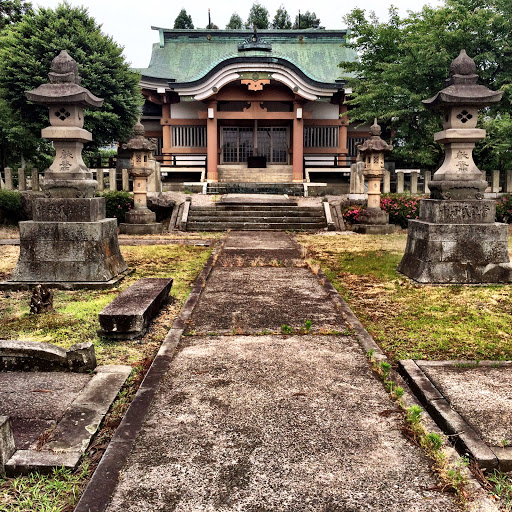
423,50 -> 502,109
357,119 -> 393,154
25,50 -> 103,107
122,120 -> 157,153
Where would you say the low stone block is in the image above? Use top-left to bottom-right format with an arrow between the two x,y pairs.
0,340 -> 96,372
352,224 -> 396,234
0,416 -> 15,473
119,223 -> 164,235
99,278 -> 173,338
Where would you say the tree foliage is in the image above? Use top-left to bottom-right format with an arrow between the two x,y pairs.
0,3 -> 142,170
245,2 -> 269,30
293,11 -> 322,29
272,5 -> 292,30
341,0 -> 512,170
226,13 -> 243,30
0,0 -> 32,30
174,8 -> 194,29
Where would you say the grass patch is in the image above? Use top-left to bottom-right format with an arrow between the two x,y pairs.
298,233 -> 512,361
0,244 -> 211,365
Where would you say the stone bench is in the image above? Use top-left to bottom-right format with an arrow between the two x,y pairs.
0,340 -> 96,372
99,278 -> 173,339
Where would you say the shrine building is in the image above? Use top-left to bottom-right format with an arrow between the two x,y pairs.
138,28 -> 364,189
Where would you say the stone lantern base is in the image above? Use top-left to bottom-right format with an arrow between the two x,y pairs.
9,198 -> 127,284
119,208 -> 164,235
352,208 -> 396,234
398,199 -> 512,283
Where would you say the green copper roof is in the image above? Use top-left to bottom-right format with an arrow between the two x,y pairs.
137,29 -> 357,86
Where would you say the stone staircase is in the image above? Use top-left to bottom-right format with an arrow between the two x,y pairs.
218,165 -> 293,183
185,197 -> 327,231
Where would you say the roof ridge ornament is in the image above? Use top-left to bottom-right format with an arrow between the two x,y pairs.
238,27 -> 272,52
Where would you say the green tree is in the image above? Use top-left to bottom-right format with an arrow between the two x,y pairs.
226,13 -> 243,29
245,2 -> 269,30
174,8 -> 194,29
0,3 -> 142,170
293,10 -> 322,29
0,0 -> 32,30
340,0 -> 512,170
272,5 -> 292,29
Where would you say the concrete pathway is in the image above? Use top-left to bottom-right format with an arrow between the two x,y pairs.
85,232 -> 464,511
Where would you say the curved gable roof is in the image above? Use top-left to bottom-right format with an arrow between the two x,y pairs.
137,29 -> 357,87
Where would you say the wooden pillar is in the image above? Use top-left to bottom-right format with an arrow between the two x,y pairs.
339,104 -> 348,164
206,101 -> 218,182
292,102 -> 304,183
161,104 -> 172,166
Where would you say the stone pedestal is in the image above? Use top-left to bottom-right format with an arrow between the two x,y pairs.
119,208 -> 163,235
398,199 -> 512,283
11,198 -> 127,283
352,208 -> 395,234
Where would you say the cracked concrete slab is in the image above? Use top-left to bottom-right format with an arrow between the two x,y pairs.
107,335 -> 460,512
186,267 -> 347,335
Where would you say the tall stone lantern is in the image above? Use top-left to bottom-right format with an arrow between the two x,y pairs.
8,50 -> 127,285
398,50 -> 512,283
119,121 -> 163,234
353,119 -> 395,234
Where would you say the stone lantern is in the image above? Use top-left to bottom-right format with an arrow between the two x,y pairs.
353,119 -> 395,234
119,121 -> 163,234
26,50 -> 102,198
8,50 -> 127,285
398,50 -> 512,283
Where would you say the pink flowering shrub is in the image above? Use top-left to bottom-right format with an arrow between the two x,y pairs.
342,206 -> 363,224
380,194 -> 421,228
496,194 -> 512,223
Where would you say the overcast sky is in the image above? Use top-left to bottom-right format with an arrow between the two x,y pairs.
34,0 -> 442,68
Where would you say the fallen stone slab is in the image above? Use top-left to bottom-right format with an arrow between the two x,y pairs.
99,278 -> 173,339
3,365 -> 131,476
0,340 -> 96,372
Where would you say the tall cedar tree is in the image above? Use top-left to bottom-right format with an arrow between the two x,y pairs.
293,11 -> 322,29
272,5 -> 292,30
174,9 -> 194,29
0,3 -> 142,170
245,3 -> 269,29
226,13 -> 243,29
341,0 -> 512,170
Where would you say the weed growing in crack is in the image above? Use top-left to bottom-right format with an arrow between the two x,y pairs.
281,324 -> 293,334
406,405 -> 423,425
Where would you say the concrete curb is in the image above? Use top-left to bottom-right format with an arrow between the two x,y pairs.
399,359 -> 512,473
73,238 -> 225,512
